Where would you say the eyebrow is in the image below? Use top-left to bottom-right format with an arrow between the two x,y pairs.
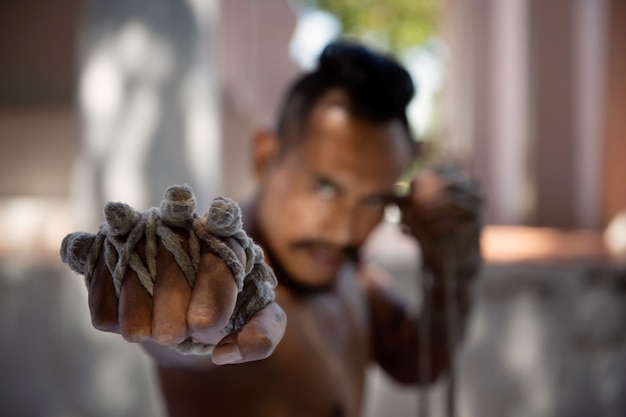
366,192 -> 398,204
308,169 -> 397,204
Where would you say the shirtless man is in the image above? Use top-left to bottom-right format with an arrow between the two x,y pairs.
82,41 -> 482,417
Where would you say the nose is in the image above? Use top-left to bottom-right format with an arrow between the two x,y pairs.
321,200 -> 359,247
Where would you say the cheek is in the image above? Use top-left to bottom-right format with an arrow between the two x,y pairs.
262,178 -> 320,241
280,198 -> 320,237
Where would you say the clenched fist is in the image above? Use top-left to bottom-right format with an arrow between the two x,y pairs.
61,186 -> 286,366
396,165 -> 483,279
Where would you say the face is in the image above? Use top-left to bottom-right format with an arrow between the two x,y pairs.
255,90 -> 412,287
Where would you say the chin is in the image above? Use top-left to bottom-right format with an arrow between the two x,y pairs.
298,274 -> 336,288
283,267 -> 337,292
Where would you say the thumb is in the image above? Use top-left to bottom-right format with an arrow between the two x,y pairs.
211,301 -> 286,365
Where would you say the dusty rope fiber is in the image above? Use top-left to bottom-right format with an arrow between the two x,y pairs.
60,185 -> 277,355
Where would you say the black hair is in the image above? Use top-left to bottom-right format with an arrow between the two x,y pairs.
275,40 -> 416,150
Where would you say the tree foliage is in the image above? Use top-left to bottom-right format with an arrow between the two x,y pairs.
297,0 -> 440,53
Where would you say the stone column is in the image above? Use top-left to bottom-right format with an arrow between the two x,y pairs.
601,0 -> 626,224
218,0 -> 300,201
443,0 -> 610,229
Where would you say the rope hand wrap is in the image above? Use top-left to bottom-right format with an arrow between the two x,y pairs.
60,185 -> 277,356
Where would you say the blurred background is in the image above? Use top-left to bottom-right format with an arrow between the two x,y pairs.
1,0 -> 625,416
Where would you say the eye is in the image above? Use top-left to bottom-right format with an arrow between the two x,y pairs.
362,195 -> 386,210
314,178 -> 337,199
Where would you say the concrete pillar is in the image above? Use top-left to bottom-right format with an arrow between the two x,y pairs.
530,0 -> 577,228
573,0 -> 609,228
490,0 -> 532,225
218,0 -> 299,201
601,0 -> 626,224
443,0 -> 532,226
444,0 -> 610,229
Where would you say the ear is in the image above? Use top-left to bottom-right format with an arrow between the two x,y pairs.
252,130 -> 280,183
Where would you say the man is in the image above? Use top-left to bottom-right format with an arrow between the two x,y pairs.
82,41 -> 482,416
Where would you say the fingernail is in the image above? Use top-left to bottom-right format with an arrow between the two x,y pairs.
212,343 -> 242,365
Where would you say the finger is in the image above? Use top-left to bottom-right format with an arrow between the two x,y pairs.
404,185 -> 477,220
211,301 -> 287,365
223,236 -> 246,265
119,268 -> 153,342
152,242 -> 191,345
186,248 -> 238,344
429,215 -> 463,236
88,252 -> 120,333
395,178 -> 442,218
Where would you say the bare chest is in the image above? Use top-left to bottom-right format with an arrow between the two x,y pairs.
172,268 -> 373,417
266,270 -> 371,416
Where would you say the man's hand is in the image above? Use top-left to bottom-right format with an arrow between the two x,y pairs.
88,234 -> 286,365
61,188 -> 286,365
396,165 -> 483,277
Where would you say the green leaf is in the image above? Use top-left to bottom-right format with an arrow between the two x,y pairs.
298,0 -> 439,54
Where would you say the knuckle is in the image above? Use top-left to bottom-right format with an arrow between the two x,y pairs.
253,333 -> 275,357
187,309 -> 222,330
120,324 -> 151,342
187,310 -> 220,329
247,323 -> 276,355
152,323 -> 186,345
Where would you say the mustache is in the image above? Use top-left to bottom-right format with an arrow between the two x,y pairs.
291,240 -> 360,261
